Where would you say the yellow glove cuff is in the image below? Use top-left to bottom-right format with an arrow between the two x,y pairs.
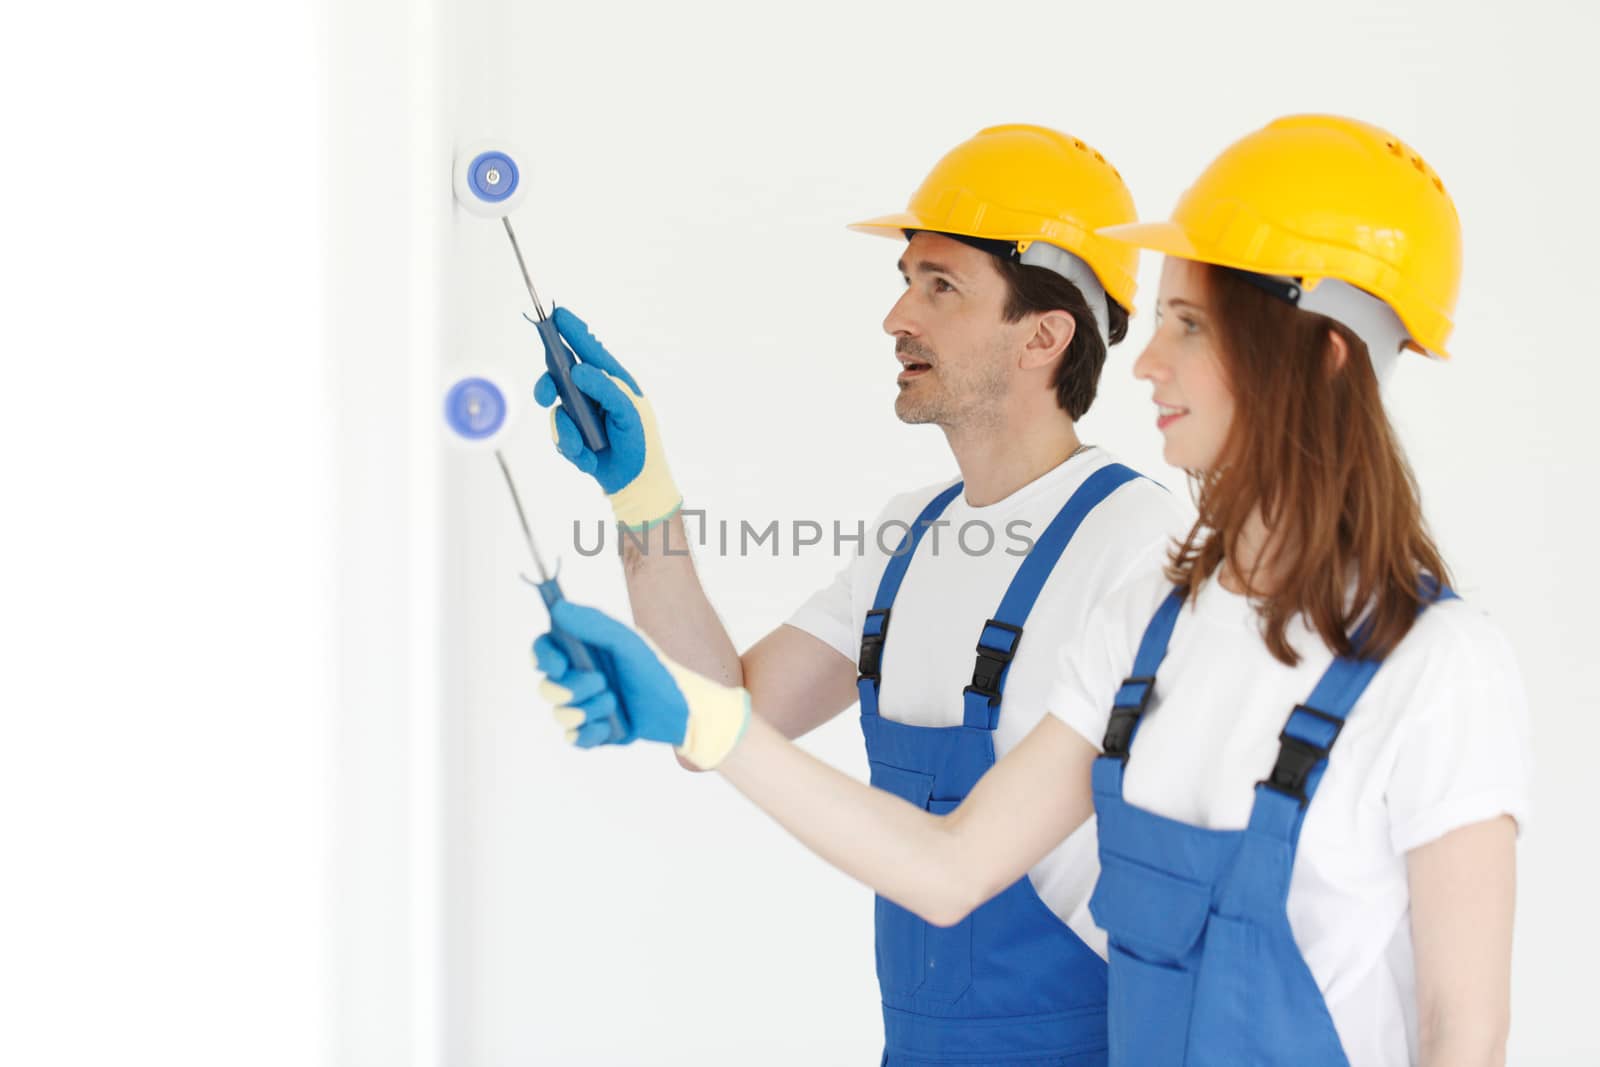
674,684 -> 751,770
609,477 -> 683,532
641,638 -> 751,770
606,375 -> 682,530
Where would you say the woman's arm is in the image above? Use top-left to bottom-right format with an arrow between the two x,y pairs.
538,599 -> 1098,925
717,711 -> 1097,926
1408,815 -> 1517,1067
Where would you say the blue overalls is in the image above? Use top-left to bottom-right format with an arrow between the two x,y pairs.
1088,585 -> 1453,1065
857,464 -> 1141,1066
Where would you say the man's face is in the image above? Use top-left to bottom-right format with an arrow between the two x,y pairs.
883,232 -> 1029,429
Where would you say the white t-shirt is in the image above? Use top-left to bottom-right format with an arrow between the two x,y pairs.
787,448 -> 1185,955
1046,566 -> 1534,1067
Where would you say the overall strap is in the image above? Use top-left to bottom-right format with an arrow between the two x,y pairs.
1101,587 -> 1186,759
856,482 -> 965,718
961,463 -> 1143,730
1092,586 -> 1185,797
1250,583 -> 1460,845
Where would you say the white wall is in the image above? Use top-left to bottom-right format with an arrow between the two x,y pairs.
404,3 -> 1600,1064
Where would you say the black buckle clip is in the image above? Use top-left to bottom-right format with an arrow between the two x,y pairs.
1101,675 -> 1156,760
857,608 -> 891,680
965,620 -> 1024,701
1258,705 -> 1342,805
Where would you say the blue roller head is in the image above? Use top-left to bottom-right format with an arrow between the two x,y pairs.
444,376 -> 508,440
468,150 -> 519,205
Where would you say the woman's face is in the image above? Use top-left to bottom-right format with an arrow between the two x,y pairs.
1133,258 -> 1237,471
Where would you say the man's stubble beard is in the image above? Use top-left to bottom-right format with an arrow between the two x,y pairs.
894,343 -> 1010,433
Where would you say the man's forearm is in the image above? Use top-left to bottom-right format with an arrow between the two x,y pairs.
619,512 -> 742,687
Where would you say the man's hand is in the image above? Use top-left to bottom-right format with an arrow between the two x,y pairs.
535,307 -> 682,530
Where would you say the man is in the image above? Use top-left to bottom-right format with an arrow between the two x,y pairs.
536,124 -> 1181,1065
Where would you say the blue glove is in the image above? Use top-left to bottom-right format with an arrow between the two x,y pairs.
533,600 -> 750,768
534,308 -> 682,530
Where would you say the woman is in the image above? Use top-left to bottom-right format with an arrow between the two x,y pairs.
536,115 -> 1530,1066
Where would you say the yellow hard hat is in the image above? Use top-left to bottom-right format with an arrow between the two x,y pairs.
850,124 -> 1140,313
1098,114 -> 1462,358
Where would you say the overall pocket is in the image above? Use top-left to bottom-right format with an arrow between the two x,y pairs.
1107,942 -> 1194,1065
1187,914 -> 1261,1065
1091,850 -> 1213,1064
867,763 -> 973,1002
918,797 -> 973,1001
870,763 -> 933,999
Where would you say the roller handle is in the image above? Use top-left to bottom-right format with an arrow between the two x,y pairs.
534,317 -> 609,453
534,573 -> 627,743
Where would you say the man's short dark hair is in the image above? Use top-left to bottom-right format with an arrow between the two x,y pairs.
992,257 -> 1130,421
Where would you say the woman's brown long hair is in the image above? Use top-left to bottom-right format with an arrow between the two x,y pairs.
1167,265 -> 1451,665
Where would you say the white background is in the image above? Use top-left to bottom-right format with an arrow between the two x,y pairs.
3,0 -> 1597,1064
